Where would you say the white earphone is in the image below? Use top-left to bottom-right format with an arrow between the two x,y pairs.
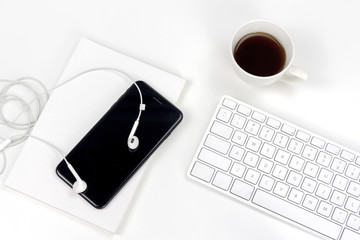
67,162 -> 88,193
0,67 -> 146,194
127,101 -> 145,150
128,120 -> 140,150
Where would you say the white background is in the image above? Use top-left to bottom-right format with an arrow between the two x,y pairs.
1,0 -> 360,239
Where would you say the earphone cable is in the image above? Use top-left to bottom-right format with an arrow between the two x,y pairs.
0,67 -> 143,175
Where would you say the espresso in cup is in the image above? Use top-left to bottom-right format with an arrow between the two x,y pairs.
233,32 -> 286,77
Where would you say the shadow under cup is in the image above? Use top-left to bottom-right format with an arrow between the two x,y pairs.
231,20 -> 294,86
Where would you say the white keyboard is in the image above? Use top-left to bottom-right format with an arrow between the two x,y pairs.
187,95 -> 360,240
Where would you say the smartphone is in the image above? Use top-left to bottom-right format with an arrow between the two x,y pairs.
56,81 -> 183,209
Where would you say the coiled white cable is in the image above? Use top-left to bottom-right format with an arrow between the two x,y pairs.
0,67 -> 144,176
0,137 -> 8,174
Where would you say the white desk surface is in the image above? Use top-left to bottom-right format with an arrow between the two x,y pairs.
1,1 -> 360,239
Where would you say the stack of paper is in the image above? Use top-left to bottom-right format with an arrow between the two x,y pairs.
5,38 -> 185,232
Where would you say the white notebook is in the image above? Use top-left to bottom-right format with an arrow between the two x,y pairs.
5,38 -> 185,232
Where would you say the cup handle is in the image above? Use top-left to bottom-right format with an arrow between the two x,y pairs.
284,65 -> 308,81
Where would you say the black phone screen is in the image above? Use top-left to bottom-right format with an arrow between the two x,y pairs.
56,81 -> 183,209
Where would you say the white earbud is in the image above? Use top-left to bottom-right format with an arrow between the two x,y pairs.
67,162 -> 87,193
128,120 -> 139,150
72,179 -> 87,194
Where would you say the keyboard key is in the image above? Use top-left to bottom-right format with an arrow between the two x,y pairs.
212,171 -> 232,191
310,137 -> 325,149
317,201 -> 333,217
259,126 -> 274,142
259,175 -> 275,191
245,136 -> 262,152
266,117 -> 280,129
216,107 -> 232,122
230,114 -> 246,129
251,111 -> 266,123
243,152 -> 259,168
286,171 -> 302,187
303,162 -> 319,178
332,208 -> 347,224
198,148 -> 231,171
244,120 -> 260,135
281,124 -> 295,136
347,181 -> 360,197
260,143 -> 276,158
318,168 -> 334,184
326,143 -> 340,155
258,158 -> 274,174
330,190 -> 346,206
347,214 -> 360,231
190,161 -> 214,182
237,105 -> 251,116
230,162 -> 246,178
272,164 -> 288,180
341,150 -> 355,162
345,197 -> 360,213
287,139 -> 303,154
301,177 -> 317,193
273,182 -> 290,197
253,190 -> 342,240
289,156 -> 305,171
229,145 -> 245,161
302,145 -> 317,161
210,121 -> 233,139
331,158 -> 347,174
341,229 -> 360,240
333,175 -> 348,191
288,188 -> 304,204
315,184 -> 331,200
274,149 -> 290,165
232,130 -> 247,145
296,130 -> 310,142
204,134 -> 230,154
244,169 -> 260,185
345,164 -> 360,180
222,98 -> 237,109
302,194 -> 318,211
356,156 -> 360,166
273,132 -> 289,148
230,179 -> 254,200
316,151 -> 332,167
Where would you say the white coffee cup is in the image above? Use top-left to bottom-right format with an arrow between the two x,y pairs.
230,20 -> 308,86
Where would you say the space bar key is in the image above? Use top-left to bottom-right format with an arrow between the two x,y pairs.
252,190 -> 342,240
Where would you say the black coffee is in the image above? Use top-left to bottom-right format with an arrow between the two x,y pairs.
234,32 -> 286,77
